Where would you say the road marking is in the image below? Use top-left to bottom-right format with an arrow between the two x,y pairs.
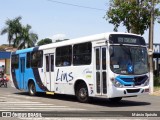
0,97 -> 6,98
18,118 -> 126,120
5,94 -> 35,99
0,100 -> 86,111
0,94 -> 86,111
0,106 -> 68,108
0,108 -> 85,111
0,102 -> 41,103
0,104 -> 56,106
0,107 -> 71,109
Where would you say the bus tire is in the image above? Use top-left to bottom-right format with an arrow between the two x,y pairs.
28,82 -> 36,96
76,83 -> 89,103
108,97 -> 122,102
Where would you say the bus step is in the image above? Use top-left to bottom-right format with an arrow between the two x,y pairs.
46,92 -> 54,95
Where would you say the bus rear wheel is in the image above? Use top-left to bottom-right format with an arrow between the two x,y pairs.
108,97 -> 122,102
28,82 -> 36,96
76,83 -> 89,103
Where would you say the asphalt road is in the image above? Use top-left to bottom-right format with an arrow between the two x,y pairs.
0,82 -> 160,119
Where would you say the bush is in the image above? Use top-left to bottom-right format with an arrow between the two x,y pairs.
154,76 -> 160,86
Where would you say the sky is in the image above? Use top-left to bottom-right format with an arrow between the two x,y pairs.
0,0 -> 159,45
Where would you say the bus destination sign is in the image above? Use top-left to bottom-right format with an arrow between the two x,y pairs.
109,34 -> 146,45
118,37 -> 137,44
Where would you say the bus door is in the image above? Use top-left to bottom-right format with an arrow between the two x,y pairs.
45,54 -> 54,91
19,57 -> 25,89
95,47 -> 107,95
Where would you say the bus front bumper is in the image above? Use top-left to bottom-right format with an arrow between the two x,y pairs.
109,86 -> 150,98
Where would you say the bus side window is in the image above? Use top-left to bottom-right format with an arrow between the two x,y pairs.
26,52 -> 31,68
56,46 -> 72,67
31,51 -> 43,68
73,42 -> 92,65
11,55 -> 19,70
45,55 -> 49,72
51,55 -> 54,71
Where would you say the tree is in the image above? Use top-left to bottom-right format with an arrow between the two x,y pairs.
1,16 -> 22,46
105,0 -> 160,35
17,24 -> 38,49
1,16 -> 38,49
55,39 -> 69,42
37,38 -> 52,46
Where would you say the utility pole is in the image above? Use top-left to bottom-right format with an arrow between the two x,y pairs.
149,0 -> 154,94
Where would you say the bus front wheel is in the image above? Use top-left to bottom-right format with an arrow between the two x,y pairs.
76,83 -> 89,103
28,82 -> 36,96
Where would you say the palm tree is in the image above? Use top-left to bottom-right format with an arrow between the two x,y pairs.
1,16 -> 38,49
1,16 -> 22,46
17,24 -> 38,49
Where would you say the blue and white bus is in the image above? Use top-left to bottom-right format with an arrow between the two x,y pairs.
11,32 -> 149,102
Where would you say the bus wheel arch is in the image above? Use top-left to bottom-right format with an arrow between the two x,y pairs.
74,80 -> 89,103
28,79 -> 36,96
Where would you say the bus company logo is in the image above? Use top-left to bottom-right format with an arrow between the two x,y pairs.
127,65 -> 133,73
83,68 -> 92,74
2,112 -> 11,117
56,69 -> 74,82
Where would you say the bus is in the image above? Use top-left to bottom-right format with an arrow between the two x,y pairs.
10,32 -> 149,103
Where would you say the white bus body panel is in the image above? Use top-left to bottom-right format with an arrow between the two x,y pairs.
54,65 -> 94,95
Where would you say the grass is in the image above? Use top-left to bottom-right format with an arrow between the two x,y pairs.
154,86 -> 160,92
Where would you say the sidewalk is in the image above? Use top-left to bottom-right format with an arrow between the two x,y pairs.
152,89 -> 160,96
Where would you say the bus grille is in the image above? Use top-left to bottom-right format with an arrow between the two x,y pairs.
134,75 -> 148,85
126,89 -> 140,93
121,75 -> 148,86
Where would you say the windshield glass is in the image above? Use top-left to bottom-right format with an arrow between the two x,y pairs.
110,45 -> 148,75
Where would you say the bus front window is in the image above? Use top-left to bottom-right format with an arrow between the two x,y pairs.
110,45 -> 148,75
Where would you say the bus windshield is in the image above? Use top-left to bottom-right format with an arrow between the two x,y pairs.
110,45 -> 148,75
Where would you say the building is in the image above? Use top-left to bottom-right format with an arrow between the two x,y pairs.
0,51 -> 11,74
153,44 -> 160,76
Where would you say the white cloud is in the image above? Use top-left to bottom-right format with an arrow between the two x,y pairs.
50,34 -> 67,42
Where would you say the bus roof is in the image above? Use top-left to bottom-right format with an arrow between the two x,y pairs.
12,47 -> 34,55
12,32 -> 142,54
39,32 -> 142,50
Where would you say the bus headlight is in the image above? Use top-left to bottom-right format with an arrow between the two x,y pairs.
111,78 -> 123,88
143,79 -> 149,86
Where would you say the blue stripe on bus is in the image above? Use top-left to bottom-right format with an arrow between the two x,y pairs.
32,68 -> 48,91
11,69 -> 19,89
15,48 -> 34,54
115,75 -> 148,86
115,76 -> 134,85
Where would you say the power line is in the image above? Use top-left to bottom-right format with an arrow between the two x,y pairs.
46,0 -> 106,11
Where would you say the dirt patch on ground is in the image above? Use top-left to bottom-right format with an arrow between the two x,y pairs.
152,91 -> 160,96
151,89 -> 160,96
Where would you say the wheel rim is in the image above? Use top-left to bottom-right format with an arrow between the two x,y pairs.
79,88 -> 87,99
30,84 -> 35,94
